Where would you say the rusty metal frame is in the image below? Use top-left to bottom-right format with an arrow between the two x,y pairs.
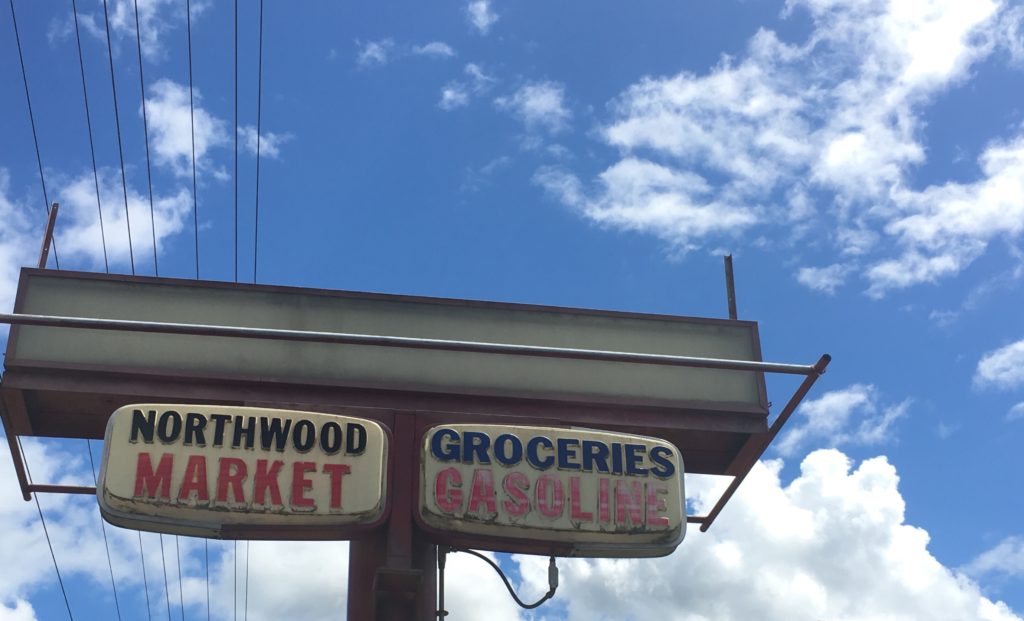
0,310 -> 829,531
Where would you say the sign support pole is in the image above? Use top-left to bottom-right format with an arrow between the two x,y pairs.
348,413 -> 437,621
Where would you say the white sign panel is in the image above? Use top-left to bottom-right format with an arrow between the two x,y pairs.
99,404 -> 389,538
418,424 -> 684,557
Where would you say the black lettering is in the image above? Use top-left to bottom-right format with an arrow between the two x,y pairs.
232,415 -> 256,450
493,434 -> 522,466
431,428 -> 460,461
156,410 -> 182,443
610,442 -> 623,475
293,420 -> 316,452
557,438 -> 581,470
624,443 -> 647,476
259,417 -> 292,451
184,413 -> 207,446
581,440 -> 609,473
526,436 -> 554,470
346,423 -> 366,455
320,421 -> 343,454
210,414 -> 231,447
130,409 -> 155,444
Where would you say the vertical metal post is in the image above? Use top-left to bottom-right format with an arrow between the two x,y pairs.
37,202 -> 59,269
724,255 -> 738,320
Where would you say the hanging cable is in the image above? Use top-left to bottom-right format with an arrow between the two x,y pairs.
160,535 -> 172,621
205,540 -> 211,621
139,532 -> 155,621
101,0 -> 136,275
86,440 -> 124,621
132,0 -> 158,275
70,0 -> 109,273
176,537 -> 185,621
233,541 -> 238,621
233,0 -> 238,282
17,436 -> 73,619
244,541 -> 249,621
447,549 -> 558,611
186,0 -> 199,279
252,0 -> 264,283
9,0 -> 60,269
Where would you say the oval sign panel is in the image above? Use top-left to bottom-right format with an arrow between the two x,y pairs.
418,424 -> 684,558
99,404 -> 389,539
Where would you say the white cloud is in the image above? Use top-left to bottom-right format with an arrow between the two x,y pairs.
0,600 -> 38,621
777,384 -> 909,456
495,81 -> 572,134
1008,402 -> 1024,421
56,169 -> 192,272
145,79 -> 228,177
0,170 -> 38,314
513,450 -> 1021,621
796,263 -> 853,294
975,340 -> 1024,390
966,536 -> 1024,580
356,39 -> 395,68
438,63 -> 496,110
413,41 -> 456,58
466,0 -> 498,35
540,0 -> 1024,296
239,126 -> 290,159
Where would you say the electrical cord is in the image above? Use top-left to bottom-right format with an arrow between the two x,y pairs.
438,547 -> 558,616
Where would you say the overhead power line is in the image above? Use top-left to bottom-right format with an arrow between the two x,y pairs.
234,0 -> 239,282
70,0 -> 109,273
101,0 -> 136,275
186,0 -> 200,279
253,0 -> 264,283
9,0 -> 60,269
87,440 -> 124,621
133,0 -> 159,275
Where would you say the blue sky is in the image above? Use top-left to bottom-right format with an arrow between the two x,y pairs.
2,0 -> 1024,619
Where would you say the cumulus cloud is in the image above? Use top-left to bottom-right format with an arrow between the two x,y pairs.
975,339 -> 1024,390
145,79 -> 228,177
466,0 -> 498,35
413,41 -> 456,58
0,170 -> 38,314
539,0 -> 1024,296
50,0 -> 199,62
239,126 -> 290,159
777,384 -> 909,456
356,39 -> 395,68
1008,402 -> 1024,421
512,450 -> 1021,621
495,81 -> 572,134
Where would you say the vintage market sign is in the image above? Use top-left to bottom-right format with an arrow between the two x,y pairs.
98,404 -> 389,538
418,424 -> 684,557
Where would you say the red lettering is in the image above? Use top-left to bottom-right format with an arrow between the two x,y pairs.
468,468 -> 497,517
536,474 -> 564,518
254,459 -> 284,506
134,453 -> 173,499
434,467 -> 463,513
598,477 -> 611,523
178,455 -> 209,501
216,458 -> 248,504
291,461 -> 317,509
502,472 -> 530,517
646,484 -> 670,527
615,480 -> 644,526
569,476 -> 593,522
323,463 -> 351,510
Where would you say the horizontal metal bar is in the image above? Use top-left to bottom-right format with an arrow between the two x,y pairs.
28,484 -> 96,495
686,515 -> 707,524
0,312 -> 819,375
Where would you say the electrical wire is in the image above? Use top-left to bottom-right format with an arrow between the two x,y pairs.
449,548 -> 558,610
205,541 -> 211,621
161,535 -> 172,621
233,541 -> 238,621
139,532 -> 155,621
86,440 -> 124,621
176,537 -> 185,621
16,436 -> 73,619
233,0 -> 238,282
101,0 -> 136,275
9,0 -> 60,269
244,541 -> 249,621
186,0 -> 199,279
70,0 -> 109,273
132,0 -> 158,275
253,0 -> 264,283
